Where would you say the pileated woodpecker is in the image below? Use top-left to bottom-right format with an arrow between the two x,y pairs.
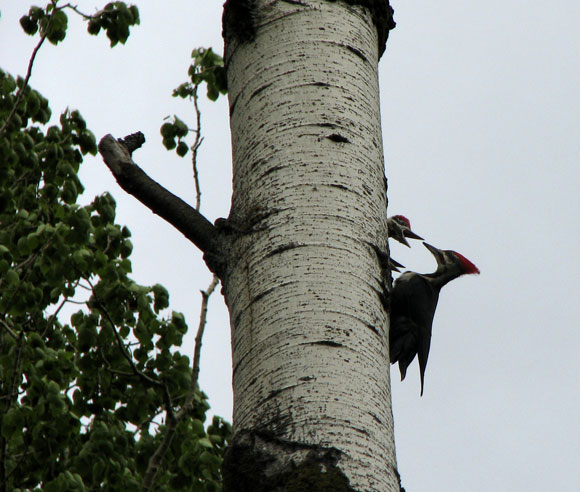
386,215 -> 423,272
389,242 -> 480,395
387,215 -> 423,247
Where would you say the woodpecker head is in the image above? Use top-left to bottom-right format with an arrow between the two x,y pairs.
387,215 -> 424,247
423,242 -> 480,279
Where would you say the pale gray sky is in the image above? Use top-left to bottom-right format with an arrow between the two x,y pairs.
2,2 -> 579,491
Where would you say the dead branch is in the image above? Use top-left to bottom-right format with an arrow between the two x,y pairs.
98,134 -> 225,273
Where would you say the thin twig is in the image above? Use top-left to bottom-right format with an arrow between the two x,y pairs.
139,274 -> 219,492
186,274 -> 219,414
98,345 -> 133,378
99,304 -> 159,387
62,299 -> 87,305
0,319 -> 17,341
133,414 -> 161,437
162,384 -> 176,424
139,401 -> 174,492
60,3 -> 95,20
191,85 -> 204,211
12,235 -> 54,273
42,280 -> 80,337
0,7 -> 56,137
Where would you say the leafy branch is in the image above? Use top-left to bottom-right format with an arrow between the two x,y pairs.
141,57 -> 224,488
1,1 -> 140,137
161,47 -> 227,209
140,275 -> 220,492
87,278 -> 161,388
0,5 -> 55,137
1,8 -> 229,492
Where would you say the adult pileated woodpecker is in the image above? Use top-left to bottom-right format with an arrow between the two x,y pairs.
387,215 -> 423,247
389,242 -> 480,395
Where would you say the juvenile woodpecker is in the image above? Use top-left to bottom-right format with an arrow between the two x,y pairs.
387,215 -> 424,247
387,215 -> 423,272
389,242 -> 480,395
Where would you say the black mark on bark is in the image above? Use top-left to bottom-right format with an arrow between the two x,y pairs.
327,133 -> 350,143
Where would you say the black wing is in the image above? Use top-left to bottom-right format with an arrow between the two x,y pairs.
390,273 -> 439,395
389,315 -> 418,381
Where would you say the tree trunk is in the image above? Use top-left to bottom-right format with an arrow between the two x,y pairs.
221,1 -> 400,490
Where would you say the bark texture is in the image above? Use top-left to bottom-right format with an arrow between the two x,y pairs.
222,1 -> 399,490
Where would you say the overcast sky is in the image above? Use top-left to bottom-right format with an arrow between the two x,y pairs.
2,2 -> 579,491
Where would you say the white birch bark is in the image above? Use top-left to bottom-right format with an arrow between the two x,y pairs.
223,1 -> 398,490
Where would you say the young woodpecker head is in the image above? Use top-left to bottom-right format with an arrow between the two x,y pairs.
387,215 -> 424,247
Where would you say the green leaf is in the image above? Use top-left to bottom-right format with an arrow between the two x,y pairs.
162,136 -> 176,150
2,407 -> 24,438
78,130 -> 97,155
0,244 -> 12,259
198,437 -> 213,449
173,117 -> 189,137
4,269 -> 19,287
152,284 -> 169,312
160,122 -> 175,138
87,19 -> 101,35
20,15 -> 39,35
176,141 -> 189,157
46,9 -> 69,45
207,84 -> 219,102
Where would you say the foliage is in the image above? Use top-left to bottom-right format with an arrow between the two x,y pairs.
20,1 -> 140,47
19,4 -> 68,45
0,20 -> 230,492
86,2 -> 140,47
161,48 -> 227,158
160,115 -> 190,157
179,48 -> 227,103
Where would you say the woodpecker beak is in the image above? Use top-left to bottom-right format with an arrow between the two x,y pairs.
423,242 -> 445,265
399,236 -> 411,248
403,229 -> 424,241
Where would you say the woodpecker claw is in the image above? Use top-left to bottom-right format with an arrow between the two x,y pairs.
389,257 -> 405,272
390,257 -> 405,269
